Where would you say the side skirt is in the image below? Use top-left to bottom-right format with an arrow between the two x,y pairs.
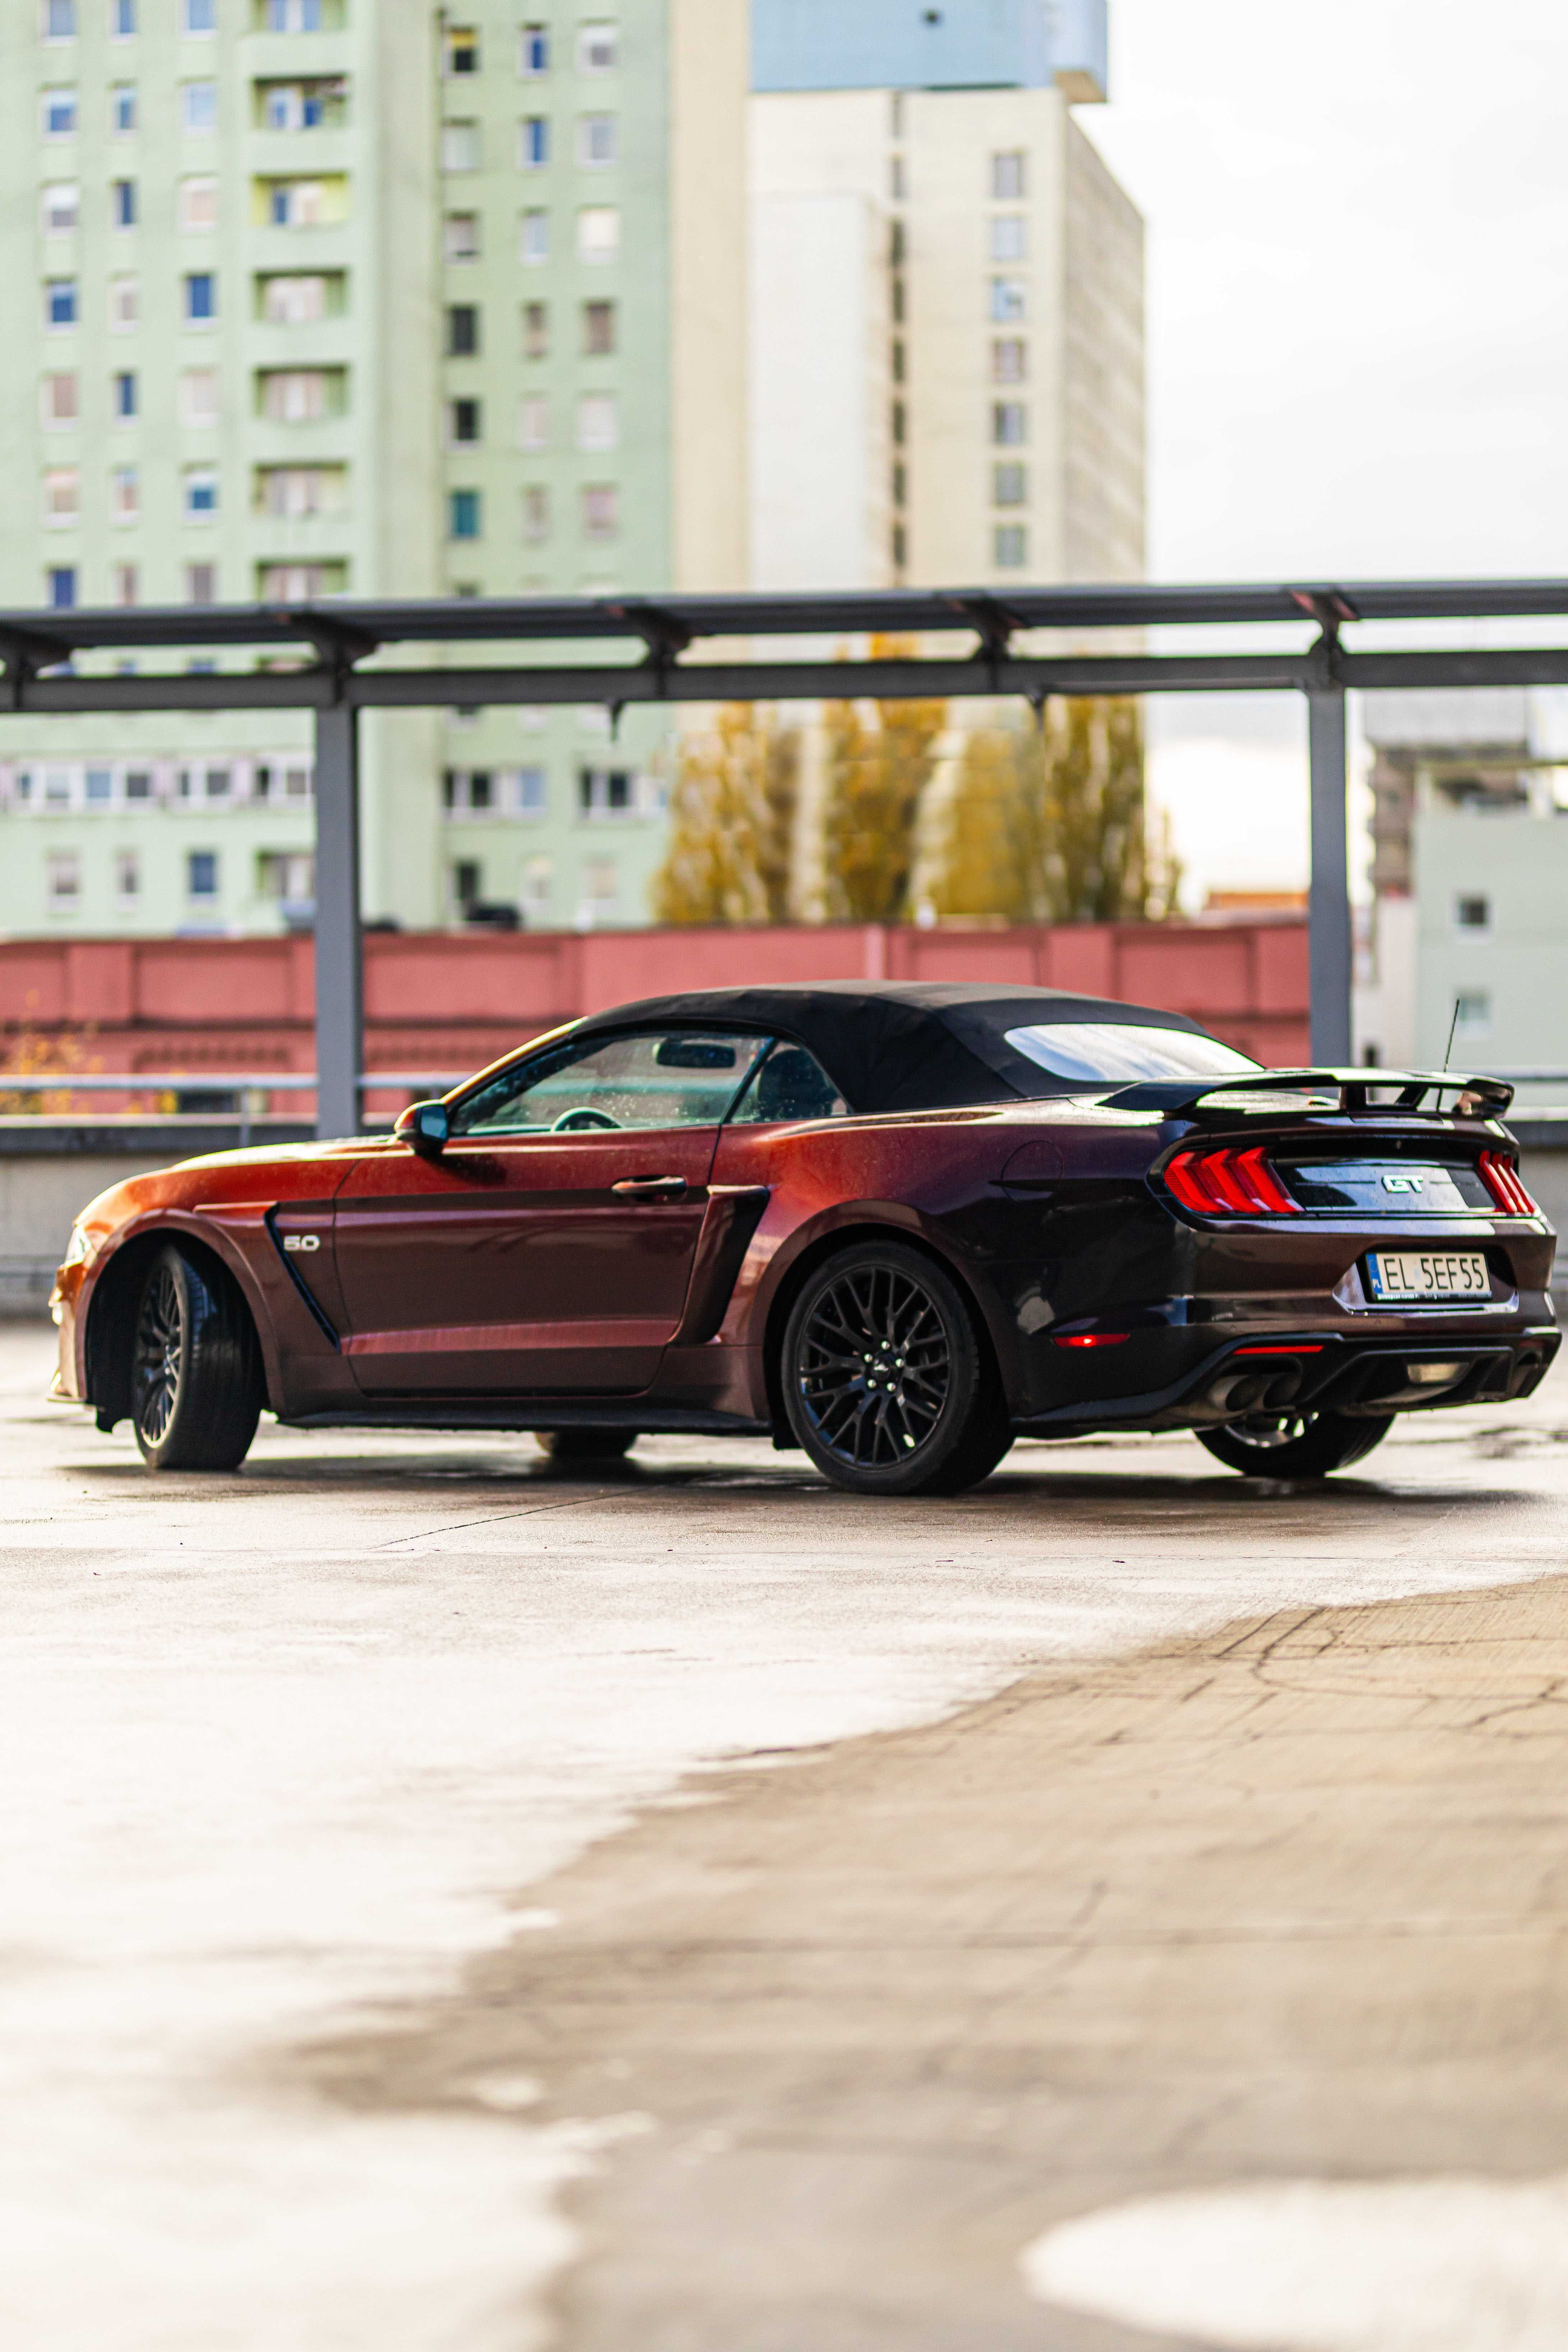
280,1402 -> 774,1437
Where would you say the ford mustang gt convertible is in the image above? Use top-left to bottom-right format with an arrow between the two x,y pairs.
50,982 -> 1559,1496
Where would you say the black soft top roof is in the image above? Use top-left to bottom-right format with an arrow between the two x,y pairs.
571,981 -> 1214,1115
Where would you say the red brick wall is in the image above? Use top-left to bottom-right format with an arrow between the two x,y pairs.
0,921 -> 1310,1111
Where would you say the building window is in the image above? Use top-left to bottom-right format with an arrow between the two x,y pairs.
113,0 -> 136,30
256,852 -> 314,911
111,464 -> 140,522
269,178 -> 331,228
47,853 -> 82,911
42,89 -> 78,138
110,83 -> 137,133
112,562 -> 139,605
42,183 -> 80,235
114,370 -> 138,419
179,177 -> 219,232
47,566 -> 78,609
110,276 -> 139,329
521,856 -> 552,919
990,278 -> 1026,324
889,154 -> 906,202
576,392 -> 618,450
43,468 -> 80,527
115,850 -> 141,902
444,24 -> 479,74
186,562 -> 217,603
892,521 -> 907,570
990,214 -> 1027,262
994,524 -> 1028,569
578,768 -> 634,819
521,209 -> 550,264
444,211 -> 481,261
184,466 -> 219,516
523,299 -> 549,356
449,489 -> 481,540
1455,893 -> 1492,932
261,272 -> 329,323
112,180 -> 138,228
125,768 -> 154,799
43,768 -> 73,806
515,767 -> 547,816
85,766 -> 114,806
520,115 -> 550,167
892,461 -> 906,508
45,278 -> 78,329
582,484 -> 619,540
522,484 -> 551,541
518,393 -> 548,449
266,0 -> 327,25
991,151 -> 1026,200
184,272 -> 218,323
44,0 -> 77,34
891,399 -> 906,446
187,851 -> 219,902
260,368 -> 333,421
447,302 -> 480,356
892,340 -> 905,383
578,21 -> 618,72
442,120 -> 481,171
449,397 -> 482,444
578,113 -> 616,166
258,464 -> 340,517
993,461 -> 1027,507
577,205 -> 619,264
1453,989 -> 1491,1038
259,563 -> 332,600
520,23 -> 549,75
183,0 -> 217,28
993,337 -> 1027,383
42,371 -> 79,425
582,298 -> 616,355
182,80 -> 218,131
993,401 -> 1027,446
180,367 -> 221,425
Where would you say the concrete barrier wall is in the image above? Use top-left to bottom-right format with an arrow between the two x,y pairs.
5,1114 -> 1563,1321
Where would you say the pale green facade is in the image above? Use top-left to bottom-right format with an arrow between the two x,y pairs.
0,0 -> 697,936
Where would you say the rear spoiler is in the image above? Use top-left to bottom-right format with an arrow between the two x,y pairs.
1102,1068 -> 1516,1118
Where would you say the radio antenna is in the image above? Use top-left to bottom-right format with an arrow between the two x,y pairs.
1442,997 -> 1461,1072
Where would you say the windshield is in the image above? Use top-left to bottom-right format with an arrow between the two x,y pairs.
1004,1022 -> 1263,1086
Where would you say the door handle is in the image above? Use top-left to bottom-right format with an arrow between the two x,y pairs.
611,1174 -> 689,1197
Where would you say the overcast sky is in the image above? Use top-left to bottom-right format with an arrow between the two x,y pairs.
1080,0 -> 1568,903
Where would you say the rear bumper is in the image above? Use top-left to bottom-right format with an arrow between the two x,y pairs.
1013,1323 -> 1560,1436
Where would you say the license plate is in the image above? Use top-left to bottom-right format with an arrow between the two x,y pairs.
1365,1249 -> 1490,1304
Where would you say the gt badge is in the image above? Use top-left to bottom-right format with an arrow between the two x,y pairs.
1380,1173 -> 1421,1194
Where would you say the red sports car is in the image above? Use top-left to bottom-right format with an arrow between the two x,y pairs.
50,983 -> 1559,1494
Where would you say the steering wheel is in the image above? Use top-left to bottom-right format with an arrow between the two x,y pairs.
551,1106 -> 622,1132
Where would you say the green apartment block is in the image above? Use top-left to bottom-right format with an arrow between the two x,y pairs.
0,0 -> 747,935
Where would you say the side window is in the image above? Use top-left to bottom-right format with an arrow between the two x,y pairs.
451,1031 -> 769,1136
728,1043 -> 849,1126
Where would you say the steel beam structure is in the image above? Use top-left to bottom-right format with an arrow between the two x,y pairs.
3,576 -> 1564,1135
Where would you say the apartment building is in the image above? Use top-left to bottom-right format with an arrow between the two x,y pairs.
0,0 -> 747,935
749,0 -> 1143,591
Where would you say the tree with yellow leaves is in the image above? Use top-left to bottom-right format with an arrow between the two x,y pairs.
931,697 -> 1179,923
651,704 -> 802,926
819,640 -> 947,921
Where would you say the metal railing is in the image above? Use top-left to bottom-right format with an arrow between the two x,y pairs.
0,1072 -> 472,1146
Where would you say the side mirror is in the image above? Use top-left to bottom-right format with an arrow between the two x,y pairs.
395,1099 -> 450,1156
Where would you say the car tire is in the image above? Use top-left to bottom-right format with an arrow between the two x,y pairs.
1196,1409 -> 1393,1479
781,1239 -> 1010,1497
535,1428 -> 638,1465
131,1242 -> 264,1472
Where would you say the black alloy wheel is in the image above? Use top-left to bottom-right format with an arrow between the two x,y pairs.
535,1428 -> 638,1465
782,1240 -> 1012,1497
130,1242 -> 264,1471
1196,1408 -> 1393,1480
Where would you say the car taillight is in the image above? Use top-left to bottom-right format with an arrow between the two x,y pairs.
1162,1145 -> 1300,1218
1478,1149 -> 1537,1216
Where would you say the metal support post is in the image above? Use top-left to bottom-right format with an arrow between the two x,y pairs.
313,701 -> 363,1141
1306,683 -> 1353,1066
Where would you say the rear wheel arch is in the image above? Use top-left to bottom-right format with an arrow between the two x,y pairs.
761,1218 -> 1007,1441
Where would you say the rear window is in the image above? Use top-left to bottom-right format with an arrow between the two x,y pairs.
1004,1022 -> 1262,1086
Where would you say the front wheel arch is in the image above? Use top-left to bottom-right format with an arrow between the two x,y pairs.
87,1229 -> 268,1431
